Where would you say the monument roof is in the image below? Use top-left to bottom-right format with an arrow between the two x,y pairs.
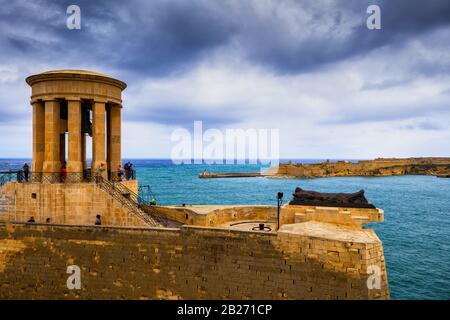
26,69 -> 127,90
41,69 -> 109,77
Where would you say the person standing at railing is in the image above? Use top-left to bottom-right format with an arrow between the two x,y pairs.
128,162 -> 134,179
60,161 -> 67,182
22,163 -> 30,182
124,161 -> 131,180
117,164 -> 124,181
98,163 -> 105,179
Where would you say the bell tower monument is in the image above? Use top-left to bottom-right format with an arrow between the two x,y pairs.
26,70 -> 127,180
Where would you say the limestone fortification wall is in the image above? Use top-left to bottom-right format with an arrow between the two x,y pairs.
0,181 -> 145,227
0,222 -> 389,300
281,205 -> 384,227
151,204 -> 383,229
152,205 -> 277,226
276,157 -> 450,178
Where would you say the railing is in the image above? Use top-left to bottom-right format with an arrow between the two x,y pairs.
109,170 -> 136,182
94,174 -> 168,227
0,170 -> 21,187
138,185 -> 156,205
1,169 -> 137,184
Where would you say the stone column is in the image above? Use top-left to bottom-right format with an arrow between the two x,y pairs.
43,100 -> 61,173
31,101 -> 45,173
67,99 -> 83,179
92,101 -> 107,178
108,105 -> 122,176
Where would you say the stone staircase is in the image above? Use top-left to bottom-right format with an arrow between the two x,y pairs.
94,176 -> 174,228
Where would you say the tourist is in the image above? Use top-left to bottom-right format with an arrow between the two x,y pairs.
27,216 -> 35,223
60,161 -> 67,182
117,164 -> 124,181
98,163 -> 105,179
128,162 -> 133,179
124,161 -> 131,180
22,163 -> 30,182
95,214 -> 102,226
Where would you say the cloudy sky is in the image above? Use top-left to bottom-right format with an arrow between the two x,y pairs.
1,0 -> 450,159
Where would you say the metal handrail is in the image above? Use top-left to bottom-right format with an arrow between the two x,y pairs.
113,180 -> 167,224
0,170 -> 22,186
138,185 -> 156,205
112,181 -> 144,205
94,174 -> 167,227
109,170 -> 136,181
2,170 -> 137,184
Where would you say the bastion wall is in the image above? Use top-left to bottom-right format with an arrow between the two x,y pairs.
0,222 -> 389,300
151,204 -> 383,228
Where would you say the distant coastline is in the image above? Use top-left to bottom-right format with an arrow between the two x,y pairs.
273,157 -> 450,178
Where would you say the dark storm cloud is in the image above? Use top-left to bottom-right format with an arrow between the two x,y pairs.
239,0 -> 450,73
1,0 -> 449,77
0,0 -> 237,76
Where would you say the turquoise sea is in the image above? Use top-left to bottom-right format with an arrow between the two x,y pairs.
1,159 -> 449,300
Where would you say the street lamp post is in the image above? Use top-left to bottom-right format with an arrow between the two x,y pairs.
277,192 -> 283,230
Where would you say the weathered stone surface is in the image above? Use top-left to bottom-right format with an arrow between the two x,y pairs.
0,222 -> 389,300
0,181 -> 144,227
